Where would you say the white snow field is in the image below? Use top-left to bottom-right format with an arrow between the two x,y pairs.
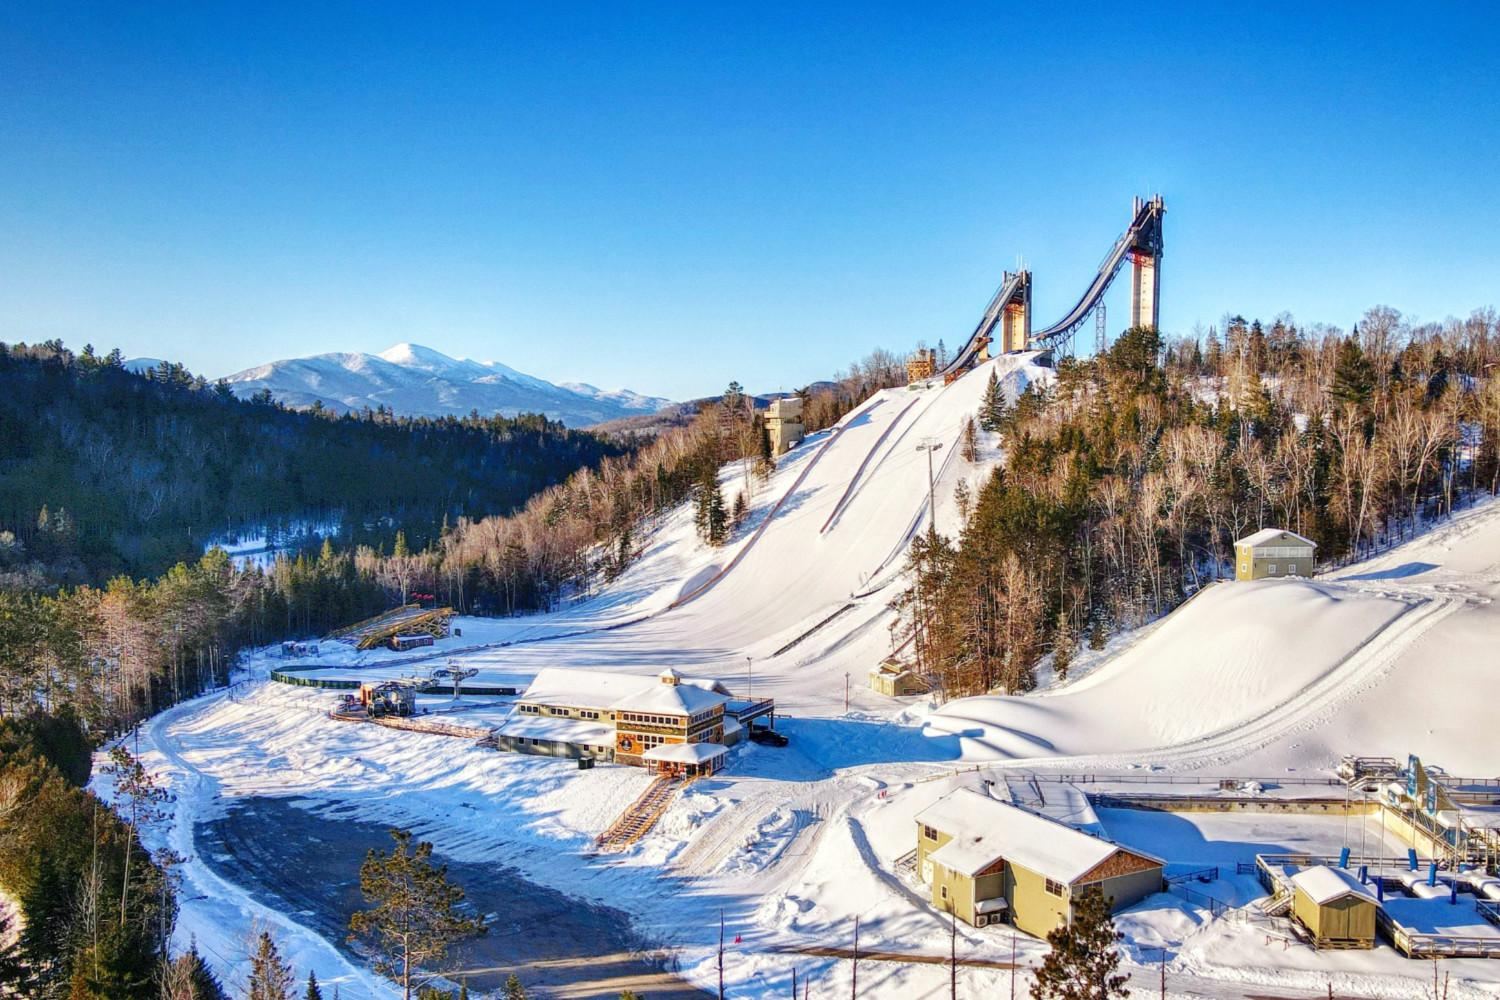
119,355 -> 1500,1000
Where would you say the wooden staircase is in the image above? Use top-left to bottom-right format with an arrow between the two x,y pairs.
596,776 -> 688,851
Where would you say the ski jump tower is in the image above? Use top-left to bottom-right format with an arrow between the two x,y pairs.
1127,194 -> 1165,330
931,194 -> 1165,381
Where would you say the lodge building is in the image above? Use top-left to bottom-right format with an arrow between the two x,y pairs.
493,667 -> 774,777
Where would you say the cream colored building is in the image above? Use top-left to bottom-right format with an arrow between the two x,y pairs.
869,658 -> 927,697
1234,528 -> 1317,580
915,789 -> 1164,934
765,397 -> 804,456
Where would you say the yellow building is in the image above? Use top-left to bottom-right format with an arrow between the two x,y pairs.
869,658 -> 927,697
1234,528 -> 1317,580
765,397 -> 804,457
1289,866 -> 1378,949
915,789 -> 1164,934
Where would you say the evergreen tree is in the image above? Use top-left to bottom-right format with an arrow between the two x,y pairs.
184,944 -> 230,1000
1030,888 -> 1130,1000
1052,610 -> 1074,681
348,829 -> 486,1000
1088,616 -> 1107,652
247,931 -> 295,1000
305,971 -> 324,1000
979,370 -> 1008,432
1331,337 -> 1376,407
503,974 -> 527,1000
731,491 -> 747,527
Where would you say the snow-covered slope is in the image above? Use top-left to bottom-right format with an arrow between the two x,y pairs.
922,580 -> 1414,761
137,352 -> 1500,1000
219,343 -> 674,427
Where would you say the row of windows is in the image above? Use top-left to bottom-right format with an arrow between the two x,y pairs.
1248,545 -> 1313,559
519,703 -> 604,720
619,712 -> 687,727
511,736 -> 611,751
517,705 -> 722,726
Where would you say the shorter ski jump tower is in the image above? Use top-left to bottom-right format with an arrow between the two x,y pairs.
935,194 -> 1165,380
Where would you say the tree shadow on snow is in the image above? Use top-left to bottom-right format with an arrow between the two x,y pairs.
1339,561 -> 1439,581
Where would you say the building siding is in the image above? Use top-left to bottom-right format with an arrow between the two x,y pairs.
1292,890 -> 1376,947
1235,531 -> 1317,581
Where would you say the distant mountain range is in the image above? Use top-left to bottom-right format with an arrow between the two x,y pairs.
195,344 -> 675,428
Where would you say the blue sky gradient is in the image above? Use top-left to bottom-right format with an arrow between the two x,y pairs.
1,3 -> 1496,399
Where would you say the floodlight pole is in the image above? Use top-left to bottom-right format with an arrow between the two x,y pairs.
917,441 -> 945,539
747,655 -> 753,700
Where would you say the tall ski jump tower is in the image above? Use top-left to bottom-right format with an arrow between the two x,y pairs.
1127,195 -> 1165,330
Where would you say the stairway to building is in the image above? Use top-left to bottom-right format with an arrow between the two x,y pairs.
596,775 -> 688,851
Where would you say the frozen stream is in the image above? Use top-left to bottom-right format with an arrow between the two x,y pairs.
195,797 -> 715,1000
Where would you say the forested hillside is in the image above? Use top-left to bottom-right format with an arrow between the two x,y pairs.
0,341 -> 630,587
897,307 -> 1500,700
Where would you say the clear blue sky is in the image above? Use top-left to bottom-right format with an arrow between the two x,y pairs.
2,3 -> 1496,400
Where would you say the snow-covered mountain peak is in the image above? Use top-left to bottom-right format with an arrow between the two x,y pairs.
220,345 -> 674,427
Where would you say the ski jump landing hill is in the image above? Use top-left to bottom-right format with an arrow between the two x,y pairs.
278,194 -> 1174,710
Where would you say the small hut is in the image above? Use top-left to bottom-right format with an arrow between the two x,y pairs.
1289,866 -> 1378,949
869,658 -> 928,697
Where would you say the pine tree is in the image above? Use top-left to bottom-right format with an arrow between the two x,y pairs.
348,828 -> 486,1000
1331,337 -> 1375,408
305,970 -> 324,1000
105,744 -> 171,926
503,973 -> 527,1000
248,931 -> 295,1000
1088,615 -> 1107,652
707,486 -> 727,545
619,992 -> 645,1000
731,491 -> 747,527
181,942 -> 230,1000
1052,610 -> 1074,681
1029,888 -> 1130,1000
979,370 -> 1008,432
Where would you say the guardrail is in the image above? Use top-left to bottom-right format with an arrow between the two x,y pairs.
1377,907 -> 1500,958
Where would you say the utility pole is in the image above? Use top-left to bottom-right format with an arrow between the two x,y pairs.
1010,933 -> 1017,1000
719,910 -> 725,1000
916,440 -> 944,539
792,967 -> 797,1000
844,671 -> 850,713
746,655 -> 753,700
851,916 -> 860,1000
950,909 -> 958,1000
1160,948 -> 1166,1000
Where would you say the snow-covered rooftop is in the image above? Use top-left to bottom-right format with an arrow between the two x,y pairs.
916,788 -> 1159,883
1290,865 -> 1377,905
517,667 -> 731,715
1236,527 -> 1316,549
494,714 -> 614,746
612,681 -> 728,717
642,742 -> 728,764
